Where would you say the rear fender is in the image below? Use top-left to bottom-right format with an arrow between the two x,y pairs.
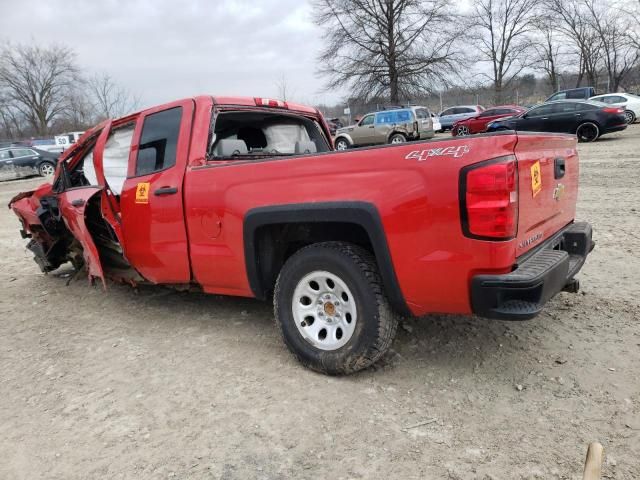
57,187 -> 106,287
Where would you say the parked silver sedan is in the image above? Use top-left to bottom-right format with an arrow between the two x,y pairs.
438,105 -> 485,132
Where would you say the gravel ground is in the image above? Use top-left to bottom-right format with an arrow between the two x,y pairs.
1,127 -> 639,479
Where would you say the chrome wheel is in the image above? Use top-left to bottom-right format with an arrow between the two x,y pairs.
456,125 -> 470,136
335,138 -> 349,151
292,270 -> 357,351
39,162 -> 55,177
624,110 -> 635,124
390,134 -> 406,144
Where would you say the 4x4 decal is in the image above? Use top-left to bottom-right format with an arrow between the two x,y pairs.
406,145 -> 470,162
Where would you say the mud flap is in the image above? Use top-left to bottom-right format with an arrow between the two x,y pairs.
57,187 -> 106,288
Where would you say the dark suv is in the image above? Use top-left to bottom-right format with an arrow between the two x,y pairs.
545,87 -> 596,102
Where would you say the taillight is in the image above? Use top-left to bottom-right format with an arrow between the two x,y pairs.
603,106 -> 624,114
460,156 -> 518,240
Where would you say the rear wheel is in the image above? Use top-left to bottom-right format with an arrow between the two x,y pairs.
624,110 -> 636,124
576,122 -> 600,142
274,242 -> 399,375
335,137 -> 350,151
38,162 -> 55,177
389,133 -> 406,144
455,125 -> 471,136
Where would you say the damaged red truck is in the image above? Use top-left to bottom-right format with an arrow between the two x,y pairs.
9,96 -> 593,374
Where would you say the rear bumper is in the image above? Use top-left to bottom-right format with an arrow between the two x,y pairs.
471,222 -> 594,320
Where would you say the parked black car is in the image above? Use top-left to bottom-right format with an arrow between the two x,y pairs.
485,100 -> 627,142
545,87 -> 596,102
0,146 -> 59,178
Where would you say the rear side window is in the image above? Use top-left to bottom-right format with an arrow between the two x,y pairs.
567,89 -> 586,99
375,110 -> 412,124
136,107 -> 182,176
455,107 -> 475,114
415,108 -> 430,119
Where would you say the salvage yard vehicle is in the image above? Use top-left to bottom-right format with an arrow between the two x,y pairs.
0,146 -> 59,178
438,105 -> 485,131
333,106 -> 434,150
545,86 -> 596,102
590,93 -> 640,124
452,105 -> 526,136
486,100 -> 627,142
9,95 -> 593,375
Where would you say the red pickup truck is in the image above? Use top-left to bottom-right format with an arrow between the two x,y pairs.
9,96 -> 593,374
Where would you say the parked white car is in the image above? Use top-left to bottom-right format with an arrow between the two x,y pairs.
590,93 -> 640,124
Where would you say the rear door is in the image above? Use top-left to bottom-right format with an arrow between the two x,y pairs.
119,99 -> 194,284
514,133 -> 579,256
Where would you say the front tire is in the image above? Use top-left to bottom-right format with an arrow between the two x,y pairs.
576,122 -> 600,142
38,161 -> 56,177
455,125 -> 471,136
334,137 -> 350,151
274,242 -> 399,375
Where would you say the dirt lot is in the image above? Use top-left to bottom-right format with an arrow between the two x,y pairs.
1,128 -> 639,480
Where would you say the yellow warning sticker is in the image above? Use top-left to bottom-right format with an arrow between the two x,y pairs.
135,182 -> 150,204
531,161 -> 542,197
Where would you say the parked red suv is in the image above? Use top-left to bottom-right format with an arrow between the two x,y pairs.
452,105 -> 526,136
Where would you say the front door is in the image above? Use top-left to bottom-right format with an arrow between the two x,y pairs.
119,99 -> 195,284
350,114 -> 376,144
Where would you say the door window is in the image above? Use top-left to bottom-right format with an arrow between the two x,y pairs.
359,115 -> 374,126
9,148 -> 33,158
136,107 -> 183,176
440,108 -> 455,116
103,125 -> 135,194
553,103 -> 579,113
527,104 -> 555,117
0,150 -> 10,160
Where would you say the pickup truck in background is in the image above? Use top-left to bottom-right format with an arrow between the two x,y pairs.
9,96 -> 593,374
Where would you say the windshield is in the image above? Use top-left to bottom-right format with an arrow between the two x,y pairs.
209,111 -> 330,159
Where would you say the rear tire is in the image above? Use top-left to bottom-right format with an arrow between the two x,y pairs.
38,162 -> 56,177
389,133 -> 406,144
274,242 -> 399,375
576,122 -> 600,142
624,110 -> 636,124
334,137 -> 350,151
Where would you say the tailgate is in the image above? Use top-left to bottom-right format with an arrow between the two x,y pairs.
514,133 -> 579,256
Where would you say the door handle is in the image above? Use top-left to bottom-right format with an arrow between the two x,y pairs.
71,199 -> 85,207
542,117 -> 549,120
554,157 -> 566,179
368,125 -> 375,128
154,187 -> 178,196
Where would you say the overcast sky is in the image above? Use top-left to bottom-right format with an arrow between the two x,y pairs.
2,0 -> 344,108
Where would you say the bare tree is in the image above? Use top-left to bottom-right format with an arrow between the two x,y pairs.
583,0 -> 638,92
532,15 -> 565,93
274,73 -> 295,102
467,0 -> 539,104
313,0 -> 461,103
0,42 -> 79,136
86,72 -> 140,121
545,0 -> 603,88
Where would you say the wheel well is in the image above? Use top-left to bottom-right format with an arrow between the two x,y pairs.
253,221 -> 372,298
334,136 -> 350,144
243,202 -> 410,315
